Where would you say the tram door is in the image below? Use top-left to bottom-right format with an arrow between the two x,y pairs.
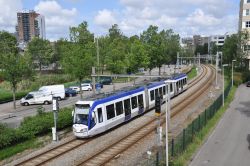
124,98 -> 131,121
176,81 -> 179,94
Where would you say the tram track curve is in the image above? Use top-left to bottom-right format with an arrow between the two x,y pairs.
13,65 -> 208,166
76,65 -> 214,166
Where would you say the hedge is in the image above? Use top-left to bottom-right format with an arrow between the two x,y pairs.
0,107 -> 73,150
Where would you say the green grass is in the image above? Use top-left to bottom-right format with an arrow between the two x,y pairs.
187,67 -> 197,80
113,77 -> 136,83
170,86 -> 237,166
0,139 -> 43,161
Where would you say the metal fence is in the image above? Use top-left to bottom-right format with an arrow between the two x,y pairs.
141,82 -> 232,166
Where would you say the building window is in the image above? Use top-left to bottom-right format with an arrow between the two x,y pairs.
246,21 -> 250,28
247,9 -> 250,16
244,45 -> 250,51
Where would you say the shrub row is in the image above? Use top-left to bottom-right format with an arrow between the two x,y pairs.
0,107 -> 73,149
0,91 -> 28,104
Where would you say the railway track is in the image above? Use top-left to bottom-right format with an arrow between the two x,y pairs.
15,138 -> 92,166
14,65 -> 208,166
76,65 -> 214,166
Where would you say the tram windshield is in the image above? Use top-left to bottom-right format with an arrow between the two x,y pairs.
74,104 -> 90,125
74,114 -> 88,125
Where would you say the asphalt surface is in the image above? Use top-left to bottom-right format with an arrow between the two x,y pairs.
189,84 -> 250,166
0,65 -> 185,128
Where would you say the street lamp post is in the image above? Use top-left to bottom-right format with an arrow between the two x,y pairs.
232,60 -> 236,87
222,64 -> 229,106
165,82 -> 170,166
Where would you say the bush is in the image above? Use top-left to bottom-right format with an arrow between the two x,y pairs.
0,124 -> 32,149
0,107 -> 73,149
0,90 -> 28,103
242,71 -> 250,82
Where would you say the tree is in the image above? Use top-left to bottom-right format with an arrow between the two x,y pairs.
127,38 -> 149,73
141,26 -> 180,75
141,25 -> 161,74
0,31 -> 33,109
105,24 -> 129,74
53,38 -> 68,71
0,31 -> 18,68
209,42 -> 218,55
106,38 -> 128,74
27,37 -> 53,72
222,34 -> 238,64
97,36 -> 109,74
61,21 -> 95,99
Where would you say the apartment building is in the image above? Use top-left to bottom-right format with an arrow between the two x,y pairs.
239,0 -> 250,68
16,10 -> 45,43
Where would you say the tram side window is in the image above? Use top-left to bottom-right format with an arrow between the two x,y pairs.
155,89 -> 159,98
159,87 -> 163,97
185,78 -> 187,85
150,90 -> 155,101
124,99 -> 131,115
97,108 -> 103,123
163,86 -> 166,95
131,96 -> 138,109
106,104 -> 115,120
138,94 -> 144,108
115,101 -> 123,116
170,83 -> 173,92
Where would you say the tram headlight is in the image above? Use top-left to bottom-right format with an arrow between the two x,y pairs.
80,128 -> 87,133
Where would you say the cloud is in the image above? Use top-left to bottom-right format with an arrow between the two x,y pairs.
92,0 -> 238,37
186,9 -> 220,27
94,9 -> 117,29
0,0 -> 22,32
34,0 -> 78,40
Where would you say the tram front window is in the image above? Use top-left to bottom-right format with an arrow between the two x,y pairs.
74,114 -> 88,126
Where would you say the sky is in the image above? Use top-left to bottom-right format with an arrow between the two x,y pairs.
0,0 -> 240,41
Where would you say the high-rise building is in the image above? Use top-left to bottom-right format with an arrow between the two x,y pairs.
36,15 -> 46,40
239,0 -> 250,68
16,10 -> 45,43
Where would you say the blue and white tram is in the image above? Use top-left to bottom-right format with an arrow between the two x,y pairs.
72,73 -> 188,138
165,73 -> 188,96
72,82 -> 167,138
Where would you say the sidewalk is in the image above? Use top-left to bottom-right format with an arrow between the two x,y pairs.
189,85 -> 250,166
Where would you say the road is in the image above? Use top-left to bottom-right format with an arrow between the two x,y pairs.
189,85 -> 250,166
0,65 -> 186,128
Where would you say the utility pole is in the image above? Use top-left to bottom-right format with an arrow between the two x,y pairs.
96,37 -> 100,81
215,52 -> 218,86
165,82 -> 170,166
52,97 -> 59,141
177,52 -> 180,73
155,96 -> 162,165
92,67 -> 96,93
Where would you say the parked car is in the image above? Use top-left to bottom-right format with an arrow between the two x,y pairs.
246,81 -> 250,87
94,82 -> 103,89
99,76 -> 112,85
65,88 -> 77,97
82,80 -> 103,88
81,83 -> 93,91
69,86 -> 80,93
38,85 -> 65,100
20,92 -> 52,106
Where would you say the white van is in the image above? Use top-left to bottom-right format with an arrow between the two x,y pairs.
38,85 -> 65,100
20,92 -> 52,106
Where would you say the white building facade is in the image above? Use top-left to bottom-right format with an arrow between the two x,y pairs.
36,15 -> 46,39
239,0 -> 250,69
